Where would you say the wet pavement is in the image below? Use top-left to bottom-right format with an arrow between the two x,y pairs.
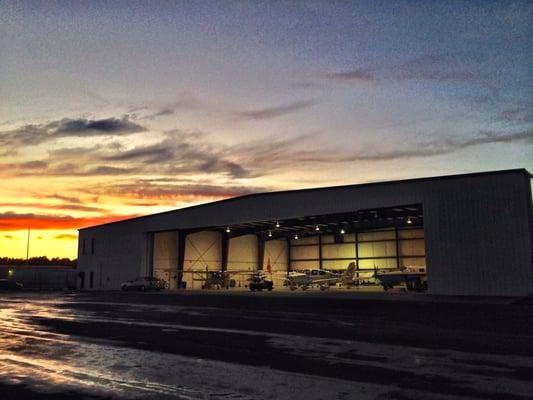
1,291 -> 533,399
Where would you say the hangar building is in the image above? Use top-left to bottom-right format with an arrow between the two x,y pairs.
77,169 -> 533,296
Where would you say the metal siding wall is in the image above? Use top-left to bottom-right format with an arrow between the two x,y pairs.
77,227 -> 146,290
424,174 -> 533,296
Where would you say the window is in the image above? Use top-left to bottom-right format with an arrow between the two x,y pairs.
91,238 -> 95,255
89,271 -> 94,289
82,239 -> 86,255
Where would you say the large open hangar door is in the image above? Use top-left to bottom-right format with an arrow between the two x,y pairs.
150,204 -> 425,291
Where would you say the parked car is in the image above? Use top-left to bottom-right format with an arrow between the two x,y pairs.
248,274 -> 273,292
121,277 -> 166,292
0,279 -> 23,290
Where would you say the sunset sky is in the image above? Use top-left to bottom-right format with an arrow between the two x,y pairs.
1,1 -> 532,259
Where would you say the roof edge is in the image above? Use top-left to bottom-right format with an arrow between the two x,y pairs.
79,168 -> 531,231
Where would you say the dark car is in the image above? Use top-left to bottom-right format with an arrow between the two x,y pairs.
0,279 -> 23,290
121,277 -> 166,292
249,274 -> 273,292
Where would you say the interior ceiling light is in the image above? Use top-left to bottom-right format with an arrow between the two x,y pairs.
340,228 -> 345,234
226,226 -> 231,233
294,234 -> 299,240
407,217 -> 412,224
275,221 -> 280,228
315,225 -> 320,231
268,230 -> 272,237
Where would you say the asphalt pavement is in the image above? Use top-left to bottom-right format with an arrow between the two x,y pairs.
1,290 -> 533,400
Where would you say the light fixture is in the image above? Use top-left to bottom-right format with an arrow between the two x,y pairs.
315,225 -> 320,231
268,230 -> 272,237
294,234 -> 299,240
226,226 -> 231,233
275,221 -> 280,228
406,217 -> 412,224
340,228 -> 345,234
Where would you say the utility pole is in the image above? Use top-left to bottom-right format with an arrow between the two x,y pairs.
26,227 -> 30,264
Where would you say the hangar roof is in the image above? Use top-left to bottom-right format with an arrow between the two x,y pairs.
79,168 -> 531,232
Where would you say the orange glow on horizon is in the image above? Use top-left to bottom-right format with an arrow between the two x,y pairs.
0,214 -> 140,231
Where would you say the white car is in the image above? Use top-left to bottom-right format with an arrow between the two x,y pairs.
121,276 -> 166,292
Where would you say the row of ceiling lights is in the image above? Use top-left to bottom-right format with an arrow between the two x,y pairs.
226,216 -> 415,238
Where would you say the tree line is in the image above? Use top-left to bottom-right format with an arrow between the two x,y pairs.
0,256 -> 77,267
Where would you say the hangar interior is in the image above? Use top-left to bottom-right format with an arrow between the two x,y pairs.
151,204 -> 425,290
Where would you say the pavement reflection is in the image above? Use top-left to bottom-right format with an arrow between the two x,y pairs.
1,292 -> 533,400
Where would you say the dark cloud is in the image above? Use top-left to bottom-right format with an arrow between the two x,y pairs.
237,100 -> 317,120
50,116 -> 146,135
0,115 -> 146,149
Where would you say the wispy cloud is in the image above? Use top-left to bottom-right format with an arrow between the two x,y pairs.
237,100 -> 317,120
325,70 -> 376,81
54,234 -> 78,240
0,202 -> 105,213
325,53 -> 487,85
4,235 -> 15,239
84,180 -> 271,202
498,106 -> 533,124
340,129 -> 533,162
40,194 -> 83,204
139,108 -> 175,120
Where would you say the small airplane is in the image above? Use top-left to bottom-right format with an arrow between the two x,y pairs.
284,262 -> 357,291
374,266 -> 427,292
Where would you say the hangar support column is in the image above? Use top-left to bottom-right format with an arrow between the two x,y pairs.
221,233 -> 229,272
257,236 -> 265,270
177,231 -> 187,288
286,237 -> 291,274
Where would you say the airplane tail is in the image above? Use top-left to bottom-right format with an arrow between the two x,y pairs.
340,262 -> 356,286
345,262 -> 356,277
